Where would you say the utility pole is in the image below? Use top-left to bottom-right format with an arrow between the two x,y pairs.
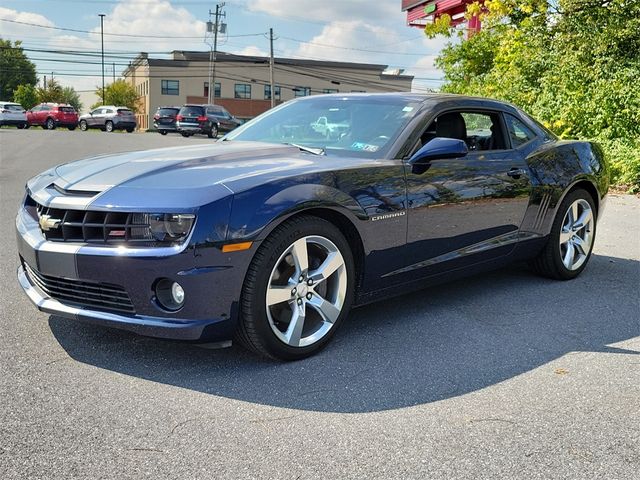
99,14 -> 106,105
113,62 -> 116,82
269,28 -> 275,109
205,3 -> 225,105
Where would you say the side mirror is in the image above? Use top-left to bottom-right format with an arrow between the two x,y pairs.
409,137 -> 468,165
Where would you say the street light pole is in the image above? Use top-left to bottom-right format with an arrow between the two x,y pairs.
99,14 -> 106,105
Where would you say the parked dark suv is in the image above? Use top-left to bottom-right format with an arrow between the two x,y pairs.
153,106 -> 180,135
176,104 -> 241,138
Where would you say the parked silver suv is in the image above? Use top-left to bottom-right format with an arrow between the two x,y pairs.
79,106 -> 136,132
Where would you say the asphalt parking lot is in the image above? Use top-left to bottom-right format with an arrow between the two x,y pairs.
1,129 -> 639,479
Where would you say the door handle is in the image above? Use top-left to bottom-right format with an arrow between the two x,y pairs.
507,168 -> 527,179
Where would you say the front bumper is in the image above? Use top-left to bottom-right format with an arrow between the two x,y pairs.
17,264 -> 223,340
15,205 -> 245,341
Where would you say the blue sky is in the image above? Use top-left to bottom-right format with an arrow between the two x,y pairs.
0,0 -> 449,93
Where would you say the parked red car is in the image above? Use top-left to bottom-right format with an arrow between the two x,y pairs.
26,103 -> 79,130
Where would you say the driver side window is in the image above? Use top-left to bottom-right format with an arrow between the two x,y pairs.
417,110 -> 507,153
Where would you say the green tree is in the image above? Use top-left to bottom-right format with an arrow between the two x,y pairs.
13,84 -> 38,110
92,79 -> 139,112
61,86 -> 83,112
430,0 -> 640,191
0,38 -> 37,100
36,78 -> 65,104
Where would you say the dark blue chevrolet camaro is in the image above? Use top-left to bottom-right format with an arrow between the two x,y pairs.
16,93 -> 609,359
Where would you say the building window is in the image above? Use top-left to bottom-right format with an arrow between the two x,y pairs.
161,80 -> 179,95
294,86 -> 311,97
323,88 -> 338,94
205,82 -> 221,98
214,82 -> 221,98
234,83 -> 251,99
264,85 -> 281,100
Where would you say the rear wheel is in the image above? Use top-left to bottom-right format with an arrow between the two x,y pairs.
159,130 -> 167,135
181,132 -> 191,137
530,188 -> 596,280
105,121 -> 114,132
207,124 -> 219,139
68,126 -> 76,131
45,118 -> 55,130
17,123 -> 25,129
126,127 -> 134,133
79,120 -> 88,131
236,216 -> 355,360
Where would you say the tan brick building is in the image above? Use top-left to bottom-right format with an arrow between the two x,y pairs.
123,51 -> 414,131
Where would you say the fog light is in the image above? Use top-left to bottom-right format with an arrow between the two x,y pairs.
171,282 -> 185,304
155,279 -> 185,311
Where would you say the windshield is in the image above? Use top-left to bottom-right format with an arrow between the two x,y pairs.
224,96 -> 420,157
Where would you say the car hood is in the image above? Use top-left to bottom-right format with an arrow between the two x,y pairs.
27,142 -> 361,210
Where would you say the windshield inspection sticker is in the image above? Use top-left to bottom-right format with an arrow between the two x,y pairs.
402,106 -> 414,112
351,142 -> 380,152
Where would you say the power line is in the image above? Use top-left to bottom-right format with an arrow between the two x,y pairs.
0,17 -> 265,39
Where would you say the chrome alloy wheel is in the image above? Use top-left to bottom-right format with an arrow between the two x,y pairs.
265,235 -> 347,348
559,198 -> 594,271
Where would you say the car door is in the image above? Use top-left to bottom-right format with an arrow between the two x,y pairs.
94,108 -> 107,127
37,105 -> 50,125
27,105 -> 40,124
402,109 -> 531,277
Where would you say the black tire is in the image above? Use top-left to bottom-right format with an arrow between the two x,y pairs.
236,215 -> 355,360
105,121 -> 114,132
181,132 -> 191,137
126,127 -> 134,133
207,124 -> 219,139
45,118 -> 55,130
68,126 -> 76,131
159,130 -> 167,135
17,123 -> 25,129
24,124 -> 30,129
529,188 -> 596,280
79,120 -> 88,131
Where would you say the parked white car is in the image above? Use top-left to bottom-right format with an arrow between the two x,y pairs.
310,115 -> 350,139
0,102 -> 28,128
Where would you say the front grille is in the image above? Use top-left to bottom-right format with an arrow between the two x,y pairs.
24,263 -> 135,314
28,196 -> 157,245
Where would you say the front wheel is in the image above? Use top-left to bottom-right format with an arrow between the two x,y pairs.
45,118 -> 55,130
105,121 -> 114,132
126,127 -> 134,133
530,188 -> 596,280
79,120 -> 88,131
159,130 -> 167,136
236,216 -> 355,360
68,126 -> 76,131
180,132 -> 191,137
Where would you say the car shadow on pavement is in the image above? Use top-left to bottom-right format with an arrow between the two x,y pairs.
49,254 -> 639,413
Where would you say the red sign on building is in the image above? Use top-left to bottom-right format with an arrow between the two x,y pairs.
401,0 -> 482,34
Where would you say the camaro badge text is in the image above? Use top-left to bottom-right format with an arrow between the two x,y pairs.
371,211 -> 406,222
39,214 -> 62,231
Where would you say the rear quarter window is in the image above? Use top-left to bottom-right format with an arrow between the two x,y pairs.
117,109 -> 133,114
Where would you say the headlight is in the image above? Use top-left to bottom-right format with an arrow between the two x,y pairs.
131,213 -> 195,244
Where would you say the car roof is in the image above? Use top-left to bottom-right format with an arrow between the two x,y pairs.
296,92 -> 519,111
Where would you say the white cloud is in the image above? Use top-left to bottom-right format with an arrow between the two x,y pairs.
233,45 -> 268,57
293,20 -> 406,64
87,0 -> 207,53
0,6 -> 55,40
249,0 -> 401,25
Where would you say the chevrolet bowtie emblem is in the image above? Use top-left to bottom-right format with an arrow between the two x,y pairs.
39,214 -> 62,231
